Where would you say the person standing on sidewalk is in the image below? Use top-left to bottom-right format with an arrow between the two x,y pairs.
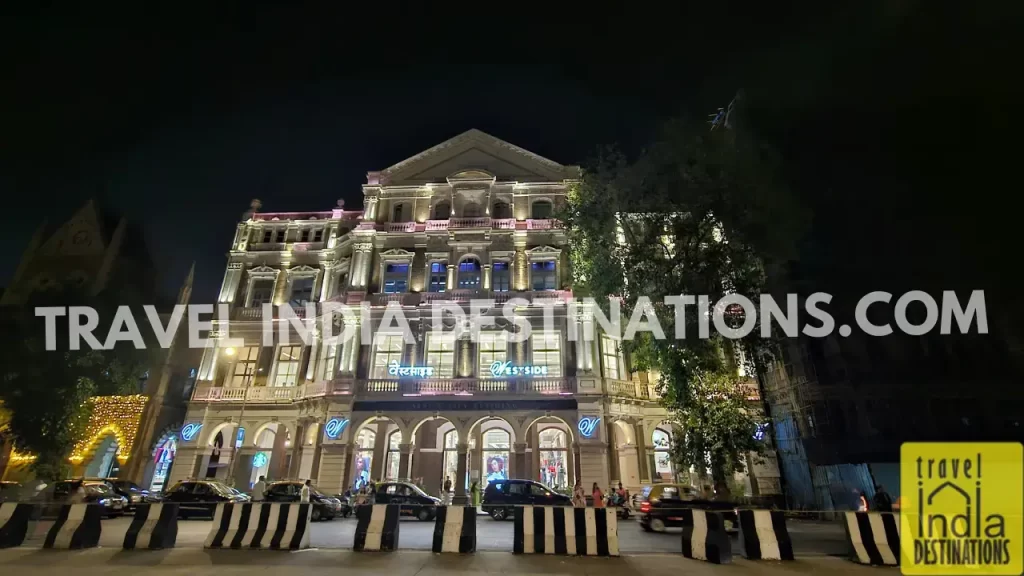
443,476 -> 453,504
252,476 -> 267,502
592,483 -> 605,507
572,479 -> 585,507
300,480 -> 312,503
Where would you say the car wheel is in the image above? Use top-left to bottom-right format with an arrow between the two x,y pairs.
650,518 -> 666,532
491,508 -> 506,521
417,508 -> 432,522
312,507 -> 322,521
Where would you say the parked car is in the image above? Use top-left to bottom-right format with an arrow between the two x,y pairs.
638,483 -> 738,533
162,479 -> 248,518
263,480 -> 341,521
482,479 -> 571,521
0,481 -> 23,503
42,480 -> 128,518
84,477 -> 161,511
373,481 -> 441,521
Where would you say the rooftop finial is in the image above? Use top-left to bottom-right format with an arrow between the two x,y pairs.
336,198 -> 345,209
250,198 -> 262,211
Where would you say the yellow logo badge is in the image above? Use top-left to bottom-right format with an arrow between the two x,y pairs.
901,442 -> 1023,575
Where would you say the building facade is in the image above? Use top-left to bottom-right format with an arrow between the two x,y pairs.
173,130 -> 678,499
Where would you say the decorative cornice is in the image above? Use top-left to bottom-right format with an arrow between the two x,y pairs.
249,265 -> 279,276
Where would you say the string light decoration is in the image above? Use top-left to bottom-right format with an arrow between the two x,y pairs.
68,395 -> 149,464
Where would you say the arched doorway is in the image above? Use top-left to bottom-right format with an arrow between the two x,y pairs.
249,422 -> 292,486
652,427 -> 675,482
150,434 -> 177,492
611,420 -> 640,488
349,417 -> 402,490
537,427 -> 569,489
409,416 -> 461,497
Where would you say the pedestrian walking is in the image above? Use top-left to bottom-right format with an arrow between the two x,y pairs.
443,476 -> 453,504
300,480 -> 312,503
856,490 -> 869,512
572,479 -> 586,507
252,475 -> 267,501
470,481 -> 481,508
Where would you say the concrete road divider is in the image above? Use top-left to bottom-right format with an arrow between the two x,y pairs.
205,503 -> 312,550
123,503 -> 179,550
513,506 -> 619,556
432,505 -> 476,553
736,509 -> 794,561
681,509 -> 732,564
843,511 -> 900,566
44,504 -> 102,549
0,503 -> 36,548
353,504 -> 400,552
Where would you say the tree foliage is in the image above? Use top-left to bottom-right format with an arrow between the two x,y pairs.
565,112 -> 804,495
0,287 -> 154,479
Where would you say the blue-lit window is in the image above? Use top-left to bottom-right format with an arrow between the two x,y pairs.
458,258 -> 481,289
383,263 -> 409,293
429,262 -> 447,293
531,261 -> 556,291
492,261 -> 510,292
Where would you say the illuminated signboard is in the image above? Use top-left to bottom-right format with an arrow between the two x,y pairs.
180,423 -> 202,441
235,427 -> 245,448
387,360 -> 434,378
324,417 -> 349,440
252,452 -> 269,468
578,417 -> 601,438
754,423 -> 768,441
489,361 -> 548,378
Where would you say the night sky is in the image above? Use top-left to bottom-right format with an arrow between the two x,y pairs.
1,3 -> 1015,303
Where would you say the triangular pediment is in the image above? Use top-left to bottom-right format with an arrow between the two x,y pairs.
249,265 -> 279,275
38,200 -> 108,257
379,129 -> 578,185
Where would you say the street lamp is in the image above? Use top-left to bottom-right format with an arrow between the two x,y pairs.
223,347 -> 253,489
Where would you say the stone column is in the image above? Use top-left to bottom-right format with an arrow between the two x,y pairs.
218,262 -> 244,303
512,442 -> 528,481
458,338 -> 472,377
530,427 -> 541,483
453,442 -> 469,505
309,422 -> 325,482
606,421 -> 620,483
370,421 -> 388,481
446,263 -> 456,290
398,443 -> 412,479
482,264 -> 492,290
635,422 -> 651,483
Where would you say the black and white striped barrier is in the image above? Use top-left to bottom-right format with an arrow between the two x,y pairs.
43,504 -> 102,549
736,509 -> 794,561
681,509 -> 732,564
843,511 -> 900,566
432,505 -> 476,553
353,504 -> 400,552
0,503 -> 36,548
204,502 -> 311,550
123,503 -> 179,550
513,506 -> 619,556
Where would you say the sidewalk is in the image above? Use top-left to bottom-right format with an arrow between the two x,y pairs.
0,547 -> 889,576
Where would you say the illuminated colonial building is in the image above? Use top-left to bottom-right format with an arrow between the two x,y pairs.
174,130 -> 678,499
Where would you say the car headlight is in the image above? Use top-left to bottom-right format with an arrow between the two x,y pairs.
99,498 -> 110,505
131,495 -> 142,502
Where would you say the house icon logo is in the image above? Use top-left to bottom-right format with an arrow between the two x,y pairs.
901,442 -> 1023,575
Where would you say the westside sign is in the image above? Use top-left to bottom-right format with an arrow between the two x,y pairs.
387,360 -> 434,378
489,361 -> 548,377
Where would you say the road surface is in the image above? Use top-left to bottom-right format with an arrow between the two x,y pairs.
22,512 -> 848,556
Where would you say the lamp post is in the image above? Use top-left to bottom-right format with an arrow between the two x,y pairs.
220,347 -> 253,489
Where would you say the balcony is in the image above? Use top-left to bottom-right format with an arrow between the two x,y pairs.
231,303 -> 321,321
191,378 -> 355,403
359,377 -> 577,396
525,219 -> 561,231
605,379 -> 652,400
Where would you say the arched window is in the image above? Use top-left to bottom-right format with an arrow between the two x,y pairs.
353,428 -> 375,490
482,428 -> 510,486
652,428 -> 674,481
492,202 -> 511,219
442,429 -> 459,492
206,432 -> 223,478
457,258 -> 482,289
434,201 -> 451,220
393,203 -> 409,222
385,430 -> 402,481
531,200 -> 553,219
538,427 -> 570,489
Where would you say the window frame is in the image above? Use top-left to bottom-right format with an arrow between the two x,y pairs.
272,345 -> 303,387
425,332 -> 456,378
530,331 -> 562,377
371,334 -> 406,378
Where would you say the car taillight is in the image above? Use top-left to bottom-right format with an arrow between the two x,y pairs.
640,502 -> 650,513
